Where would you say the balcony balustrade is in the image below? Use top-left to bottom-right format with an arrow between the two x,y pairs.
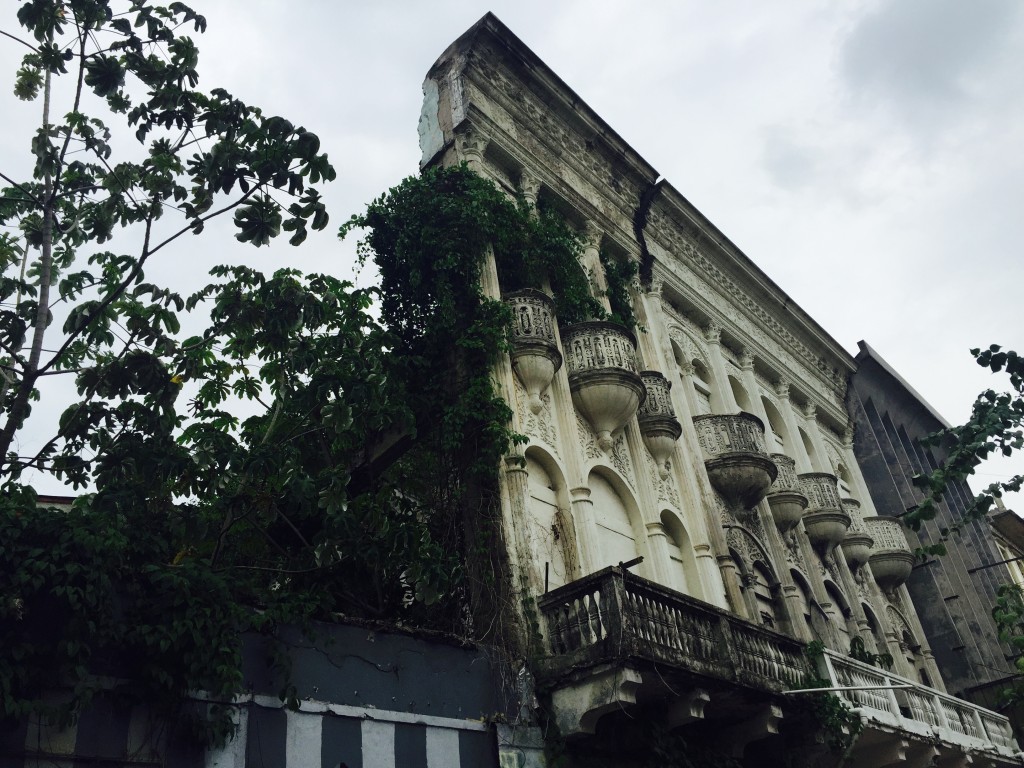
864,516 -> 915,591
839,498 -> 873,570
637,371 -> 682,478
537,566 -> 805,691
561,321 -> 645,450
798,473 -> 851,552
766,454 -> 808,532
817,649 -> 1019,763
692,413 -> 778,513
504,289 -> 562,413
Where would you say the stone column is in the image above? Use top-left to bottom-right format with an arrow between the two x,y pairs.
631,279 -> 728,608
775,381 -> 814,473
454,125 -> 488,173
801,402 -> 833,474
703,323 -> 737,414
782,583 -> 814,642
643,521 -> 677,588
738,348 -> 772,434
520,172 -> 541,209
583,221 -> 612,313
501,455 -> 541,596
569,485 -> 603,576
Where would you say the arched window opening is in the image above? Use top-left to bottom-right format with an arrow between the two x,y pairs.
825,582 -> 852,650
589,471 -> 639,570
836,463 -> 854,499
902,630 -> 931,686
799,427 -> 819,470
761,397 -> 788,453
729,376 -> 753,414
752,563 -> 777,629
792,571 -> 817,639
691,359 -> 713,416
863,604 -> 887,656
660,510 -> 700,598
526,453 -> 570,591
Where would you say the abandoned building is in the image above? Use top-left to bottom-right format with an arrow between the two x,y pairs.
415,12 -> 1023,768
3,12 -> 1023,768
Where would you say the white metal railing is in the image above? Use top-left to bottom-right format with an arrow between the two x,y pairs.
819,649 -> 1020,758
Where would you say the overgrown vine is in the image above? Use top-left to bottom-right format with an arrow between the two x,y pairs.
800,641 -> 864,756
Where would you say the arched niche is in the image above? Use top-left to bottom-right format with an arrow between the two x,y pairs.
835,462 -> 855,499
729,375 -> 753,413
751,562 -> 778,629
728,527 -> 782,630
525,448 -> 575,592
660,509 -> 702,599
761,396 -> 790,454
588,468 -> 643,572
887,605 -> 932,685
862,603 -> 887,656
791,569 -> 817,639
799,426 -> 819,470
669,334 -> 722,415
824,580 -> 853,651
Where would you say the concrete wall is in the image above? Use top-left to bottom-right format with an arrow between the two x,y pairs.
0,621 -> 545,768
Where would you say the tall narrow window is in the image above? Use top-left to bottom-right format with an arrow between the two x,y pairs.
527,455 -> 568,591
589,472 -> 638,569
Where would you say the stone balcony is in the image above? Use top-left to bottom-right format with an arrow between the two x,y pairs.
817,649 -> 1021,766
536,566 -> 805,741
534,568 -> 1021,764
692,412 -> 777,512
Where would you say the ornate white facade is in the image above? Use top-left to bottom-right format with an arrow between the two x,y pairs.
422,14 -> 1021,767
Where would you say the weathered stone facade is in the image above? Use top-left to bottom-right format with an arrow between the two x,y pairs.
420,13 -> 1021,767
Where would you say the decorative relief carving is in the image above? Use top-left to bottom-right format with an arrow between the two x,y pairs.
865,518 -> 910,551
693,413 -> 770,458
647,213 -> 847,408
886,604 -> 913,641
799,473 -> 842,513
514,377 -> 559,457
717,495 -> 733,527
739,348 -> 755,371
782,530 -> 805,569
727,526 -> 773,573
703,323 -> 722,344
853,567 -> 871,602
454,124 -> 490,168
823,550 -> 840,583
610,431 -> 636,491
468,50 -> 640,212
666,324 -> 707,370
643,450 -> 679,507
745,510 -> 766,542
562,322 -> 639,375
576,412 -> 602,461
507,289 -> 558,345
824,441 -> 846,477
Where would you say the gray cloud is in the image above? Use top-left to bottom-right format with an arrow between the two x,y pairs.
840,0 -> 1022,124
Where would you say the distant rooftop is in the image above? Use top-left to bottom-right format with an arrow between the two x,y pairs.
856,340 -> 951,429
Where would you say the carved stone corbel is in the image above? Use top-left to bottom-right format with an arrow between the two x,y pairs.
852,737 -> 908,767
664,688 -> 710,729
550,664 -> 643,737
721,703 -> 783,757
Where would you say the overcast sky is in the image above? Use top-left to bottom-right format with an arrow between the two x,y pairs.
1,0 -> 1021,501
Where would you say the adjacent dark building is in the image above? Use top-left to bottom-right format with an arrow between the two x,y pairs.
849,340 -> 1020,713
